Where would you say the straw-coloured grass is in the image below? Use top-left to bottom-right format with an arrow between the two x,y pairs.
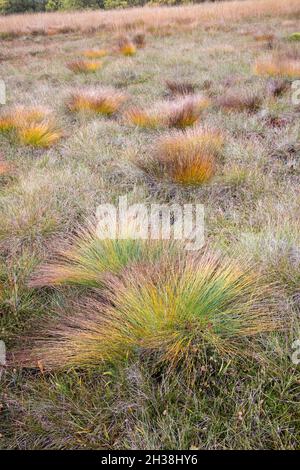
254,55 -> 300,78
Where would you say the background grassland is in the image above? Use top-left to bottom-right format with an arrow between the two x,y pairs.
0,0 -> 300,449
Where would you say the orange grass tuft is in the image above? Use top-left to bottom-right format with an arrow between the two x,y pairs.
67,87 -> 128,116
136,127 -> 224,185
125,95 -> 210,129
254,55 -> 300,78
83,49 -> 108,58
67,60 -> 102,73
16,250 -> 283,371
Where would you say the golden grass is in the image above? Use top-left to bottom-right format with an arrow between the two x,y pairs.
0,105 -> 51,133
67,60 -> 102,73
125,95 -> 210,129
67,87 -> 128,116
18,121 -> 62,148
16,250 -> 283,370
82,49 -> 108,58
0,1 -> 299,38
136,127 -> 224,186
254,55 -> 300,78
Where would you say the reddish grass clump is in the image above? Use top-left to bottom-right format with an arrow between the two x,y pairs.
165,79 -> 196,97
67,88 -> 128,116
125,95 -> 210,129
67,60 -> 102,73
216,90 -> 262,113
132,32 -> 146,49
136,127 -> 224,185
15,250 -> 282,371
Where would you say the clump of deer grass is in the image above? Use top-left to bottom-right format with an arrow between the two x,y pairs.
29,222 -> 167,290
67,87 -> 128,116
254,54 -> 300,78
125,95 -> 210,129
136,127 -> 224,186
83,49 -> 108,58
67,60 -> 102,73
17,250 -> 282,371
216,90 -> 262,113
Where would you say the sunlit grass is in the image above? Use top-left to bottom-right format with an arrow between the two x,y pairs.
67,87 -> 128,116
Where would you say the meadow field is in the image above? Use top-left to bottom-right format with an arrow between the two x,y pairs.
0,0 -> 300,450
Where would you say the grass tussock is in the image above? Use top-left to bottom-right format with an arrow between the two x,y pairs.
82,49 -> 108,58
0,105 -> 50,133
67,60 -> 102,73
125,95 -> 210,129
29,222 -> 166,290
165,79 -> 196,97
136,127 -> 224,185
117,37 -> 137,56
132,32 -> 146,49
18,250 -> 282,370
67,88 -> 128,116
216,90 -> 262,113
254,55 -> 300,78
17,121 -> 62,148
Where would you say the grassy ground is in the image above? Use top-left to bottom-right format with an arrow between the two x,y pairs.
1,1 -> 300,449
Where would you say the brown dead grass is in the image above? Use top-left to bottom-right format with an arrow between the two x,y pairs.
0,0 -> 299,38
